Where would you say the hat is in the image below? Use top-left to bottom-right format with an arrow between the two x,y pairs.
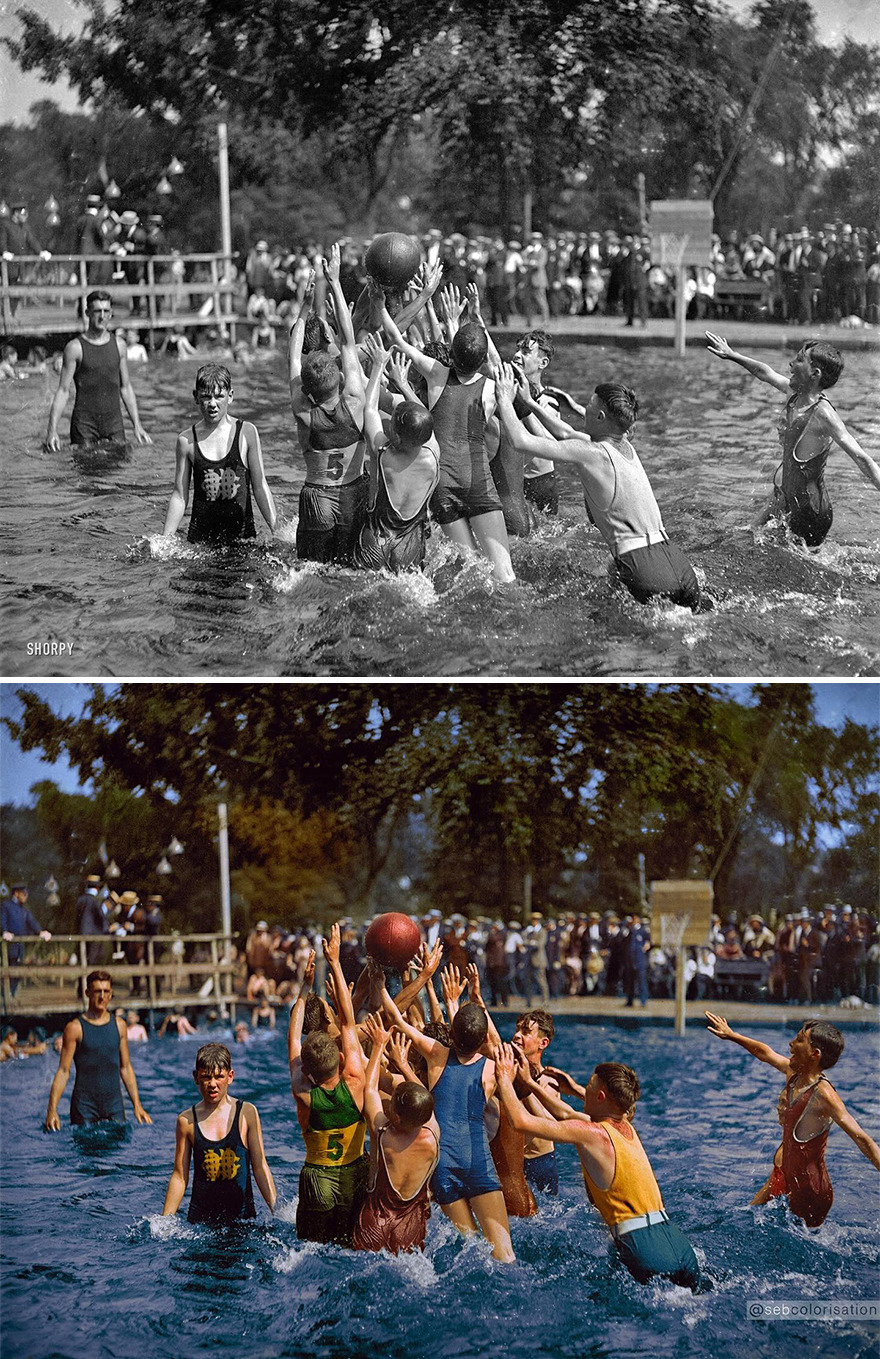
841,905 -> 853,914
749,234 -> 763,245
86,194 -> 102,206
507,240 -> 522,250
111,890 -> 139,909
148,214 -> 163,224
146,894 -> 163,905
748,914 -> 763,923
507,921 -> 521,929
530,911 -> 544,921
85,874 -> 102,886
11,882 -> 28,893
588,912 -> 601,921
255,920 -> 268,930
255,239 -> 268,249
530,231 -> 544,239
799,908 -> 810,919
120,210 -> 138,224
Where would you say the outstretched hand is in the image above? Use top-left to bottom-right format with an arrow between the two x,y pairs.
387,351 -> 411,393
302,949 -> 316,991
420,940 -> 443,977
438,284 -> 464,323
705,331 -> 733,360
323,242 -> 341,284
323,921 -> 341,966
705,1010 -> 734,1039
490,1041 -> 517,1082
363,330 -> 390,370
362,1010 -> 390,1049
491,361 -> 517,402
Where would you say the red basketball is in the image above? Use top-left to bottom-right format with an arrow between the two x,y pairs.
364,232 -> 422,290
364,912 -> 422,970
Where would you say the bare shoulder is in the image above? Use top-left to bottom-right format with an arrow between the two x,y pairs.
814,398 -> 847,432
176,1108 -> 195,1135
115,333 -> 127,356
64,1016 -> 83,1042
64,336 -> 83,362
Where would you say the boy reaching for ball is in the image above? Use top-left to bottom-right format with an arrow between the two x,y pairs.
162,363 -> 277,544
705,1012 -> 880,1226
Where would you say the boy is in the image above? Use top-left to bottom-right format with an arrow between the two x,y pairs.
288,245 -> 368,564
352,1013 -> 440,1254
162,1042 -> 276,1224
705,332 -> 880,546
288,923 -> 369,1246
493,1044 -> 702,1289
706,1012 -> 880,1226
513,1009 -> 560,1196
162,362 -> 277,545
351,333 -> 439,574
493,362 -> 701,609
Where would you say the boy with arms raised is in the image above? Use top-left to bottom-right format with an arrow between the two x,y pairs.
705,332 -> 880,546
163,363 -> 276,544
162,1042 -> 276,1224
706,1011 -> 880,1226
288,923 -> 369,1246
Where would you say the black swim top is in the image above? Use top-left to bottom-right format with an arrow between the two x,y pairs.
188,419 -> 256,545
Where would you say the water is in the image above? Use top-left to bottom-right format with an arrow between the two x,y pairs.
2,1018 -> 879,1359
1,344 -> 879,677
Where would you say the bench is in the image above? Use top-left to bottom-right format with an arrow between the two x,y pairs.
712,279 -> 771,318
713,957 -> 770,999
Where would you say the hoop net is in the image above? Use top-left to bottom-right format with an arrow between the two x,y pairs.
659,232 -> 690,268
659,911 -> 690,951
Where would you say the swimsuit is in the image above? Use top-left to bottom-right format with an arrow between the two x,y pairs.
188,419 -> 256,545
69,1017 -> 125,1125
297,396 -> 366,563
351,443 -> 439,573
430,1052 -> 502,1205
524,1149 -> 559,1195
489,1103 -> 537,1217
766,1074 -> 834,1227
297,1078 -> 368,1245
428,371 -> 503,525
774,394 -> 834,546
352,1124 -> 439,1254
188,1098 -> 257,1224
70,337 -> 124,445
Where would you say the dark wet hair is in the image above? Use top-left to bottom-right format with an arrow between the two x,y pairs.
392,400 -> 434,447
423,1020 -> 451,1047
594,1061 -> 641,1115
392,1080 -> 434,1129
195,1042 -> 232,1073
85,290 -> 111,309
303,994 -> 325,1033
518,330 -> 555,363
595,383 -> 639,432
802,341 -> 843,390
450,323 -> 487,375
517,1009 -> 555,1042
303,314 -> 328,354
86,970 -> 112,988
301,1030 -> 340,1082
803,1020 -> 844,1069
301,351 -> 340,401
450,1002 -> 487,1056
423,339 -> 451,366
194,363 -> 232,394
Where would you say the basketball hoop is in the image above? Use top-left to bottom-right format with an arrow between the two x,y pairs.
659,911 -> 691,952
658,233 -> 690,270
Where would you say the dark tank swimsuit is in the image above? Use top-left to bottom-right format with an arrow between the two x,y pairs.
70,336 -> 125,445
352,1123 -> 440,1254
767,1074 -> 834,1227
774,394 -> 834,546
69,1016 -> 125,1125
187,419 -> 256,545
188,1098 -> 257,1224
352,444 -> 439,573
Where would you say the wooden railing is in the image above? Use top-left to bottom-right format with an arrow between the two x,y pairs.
0,932 -> 240,1016
0,253 -> 241,342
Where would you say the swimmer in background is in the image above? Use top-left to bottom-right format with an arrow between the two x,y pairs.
126,1011 -> 148,1043
513,1009 -> 560,1197
162,363 -> 277,545
705,332 -> 880,546
45,291 -> 152,450
493,362 -> 702,609
351,1012 -> 440,1254
162,1042 -> 276,1224
0,344 -> 20,379
44,970 -> 152,1130
706,1012 -> 880,1226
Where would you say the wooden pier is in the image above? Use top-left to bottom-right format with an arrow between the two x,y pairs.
1,932 -> 243,1022
0,252 -> 241,344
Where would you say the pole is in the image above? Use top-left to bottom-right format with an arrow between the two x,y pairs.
637,853 -> 647,911
522,187 -> 533,240
675,265 -> 687,358
675,946 -> 686,1036
218,802 -> 232,943
217,121 -> 232,265
523,870 -> 532,918
637,173 -> 647,235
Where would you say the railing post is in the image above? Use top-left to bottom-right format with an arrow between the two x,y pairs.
210,936 -> 221,1005
210,256 -> 222,335
0,939 -> 9,1014
147,259 -> 157,348
147,938 -> 157,1009
79,938 -> 88,1002
1,259 -> 12,334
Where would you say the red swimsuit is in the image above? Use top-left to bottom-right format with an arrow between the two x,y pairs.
767,1074 -> 834,1227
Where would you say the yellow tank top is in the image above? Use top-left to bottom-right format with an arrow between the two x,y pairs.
303,1078 -> 367,1167
581,1120 -> 663,1226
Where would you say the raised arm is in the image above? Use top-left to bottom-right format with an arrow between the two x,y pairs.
492,1043 -> 593,1145
392,939 -> 444,1016
288,271 -> 314,391
380,302 -> 438,378
818,405 -> 880,493
441,964 -> 467,1022
361,1012 -> 392,1127
389,259 -> 443,337
492,362 -> 591,464
465,283 -> 501,367
705,332 -> 790,391
464,962 -> 501,1046
162,1113 -> 193,1214
381,982 -> 443,1061
243,422 -> 278,531
287,949 -> 315,1066
387,352 -> 424,407
705,1011 -> 791,1073
324,924 -> 364,1088
323,244 -> 364,397
819,1085 -> 880,1172
362,332 -> 391,449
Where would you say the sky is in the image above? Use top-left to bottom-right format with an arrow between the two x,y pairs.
0,682 -> 877,809
1,0 -> 878,126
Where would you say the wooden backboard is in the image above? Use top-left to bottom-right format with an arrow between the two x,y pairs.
649,879 -> 714,947
649,200 -> 714,267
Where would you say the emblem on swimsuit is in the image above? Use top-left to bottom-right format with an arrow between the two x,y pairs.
203,467 -> 240,502
202,1147 -> 241,1181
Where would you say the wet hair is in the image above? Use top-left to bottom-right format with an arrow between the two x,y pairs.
29,1025 -> 47,1042
450,323 -> 487,375
802,341 -> 843,390
392,400 -> 434,448
516,1009 -> 555,1043
423,339 -> 451,367
85,290 -> 111,310
301,351 -> 340,401
518,330 -> 555,364
86,970 -> 112,989
302,314 -> 328,354
194,363 -> 232,395
594,1061 -> 641,1115
194,1042 -> 232,1074
423,1020 -> 451,1047
1,344 -> 17,361
392,1080 -> 435,1130
450,1002 -> 487,1056
803,1020 -> 844,1070
301,1030 -> 341,1083
303,994 -> 326,1033
594,383 -> 639,433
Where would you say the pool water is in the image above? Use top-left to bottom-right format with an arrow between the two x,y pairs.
2,1018 -> 878,1359
1,343 -> 878,677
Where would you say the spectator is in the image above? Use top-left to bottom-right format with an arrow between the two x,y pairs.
1,883 -> 52,995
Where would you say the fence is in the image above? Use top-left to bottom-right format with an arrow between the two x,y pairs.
0,253 -> 240,343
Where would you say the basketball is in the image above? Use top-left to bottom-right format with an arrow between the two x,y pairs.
364,911 -> 422,970
364,232 -> 422,290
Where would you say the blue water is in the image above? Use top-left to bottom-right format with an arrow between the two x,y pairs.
2,1018 -> 878,1359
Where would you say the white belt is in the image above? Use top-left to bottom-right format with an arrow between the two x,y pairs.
611,1209 -> 669,1239
615,529 -> 669,557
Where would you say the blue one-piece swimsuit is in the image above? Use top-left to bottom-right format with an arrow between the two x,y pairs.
430,1052 -> 502,1205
